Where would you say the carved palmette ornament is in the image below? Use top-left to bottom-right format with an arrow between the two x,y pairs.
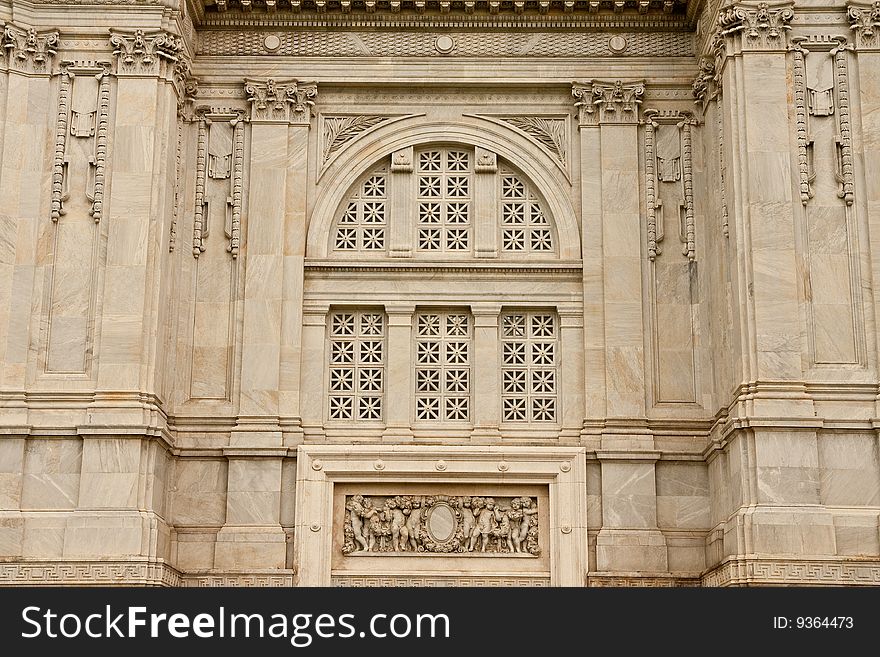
342,494 -> 540,556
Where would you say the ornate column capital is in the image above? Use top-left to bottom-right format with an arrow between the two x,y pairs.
717,2 -> 795,52
848,1 -> 880,49
109,28 -> 184,77
572,79 -> 644,126
244,78 -> 318,125
2,23 -> 59,74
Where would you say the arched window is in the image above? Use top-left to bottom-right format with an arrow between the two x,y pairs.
329,145 -> 557,258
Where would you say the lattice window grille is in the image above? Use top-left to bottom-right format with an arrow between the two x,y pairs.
500,170 -> 554,254
501,311 -> 557,422
417,149 -> 472,253
328,310 -> 385,421
333,169 -> 388,252
415,310 -> 471,422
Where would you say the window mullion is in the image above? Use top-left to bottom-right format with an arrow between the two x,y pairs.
389,146 -> 414,258
474,146 -> 499,258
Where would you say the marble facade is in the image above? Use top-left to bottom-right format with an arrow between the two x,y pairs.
0,0 -> 879,587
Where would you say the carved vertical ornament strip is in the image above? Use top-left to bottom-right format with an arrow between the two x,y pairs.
228,117 -> 245,258
681,119 -> 696,260
717,97 -> 729,237
90,71 -> 111,222
833,41 -> 855,206
192,118 -> 208,257
790,42 -> 812,206
51,68 -> 71,222
644,117 -> 660,260
169,114 -> 183,252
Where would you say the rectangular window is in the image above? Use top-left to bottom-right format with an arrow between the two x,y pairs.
501,311 -> 557,422
417,149 -> 472,253
328,310 -> 385,421
414,310 -> 471,422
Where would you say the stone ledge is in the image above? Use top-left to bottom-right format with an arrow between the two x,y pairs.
702,557 -> 880,587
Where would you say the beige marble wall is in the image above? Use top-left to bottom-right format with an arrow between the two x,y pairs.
0,72 -> 50,393
2,3 -> 880,587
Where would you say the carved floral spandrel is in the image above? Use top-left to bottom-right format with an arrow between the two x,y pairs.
342,494 -> 540,556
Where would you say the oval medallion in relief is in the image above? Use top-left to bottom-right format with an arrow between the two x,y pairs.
426,503 -> 456,543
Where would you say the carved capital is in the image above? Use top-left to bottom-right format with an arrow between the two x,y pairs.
2,24 -> 59,74
718,2 -> 794,52
848,2 -> 880,49
573,79 -> 644,126
244,78 -> 318,124
110,29 -> 184,76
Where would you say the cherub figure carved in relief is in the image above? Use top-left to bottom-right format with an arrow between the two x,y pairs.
468,497 -> 497,553
385,496 -> 409,552
403,497 -> 423,552
345,494 -> 369,552
492,502 -> 514,553
457,497 -> 476,549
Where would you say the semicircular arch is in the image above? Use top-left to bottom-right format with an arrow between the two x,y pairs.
307,118 -> 581,259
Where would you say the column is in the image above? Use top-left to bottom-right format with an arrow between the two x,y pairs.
472,303 -> 502,442
849,4 -> 880,388
280,82 -> 318,444
217,79 -> 316,571
383,304 -> 415,441
572,86 -> 605,437
574,79 -> 668,573
711,4 -> 834,566
0,25 -> 58,425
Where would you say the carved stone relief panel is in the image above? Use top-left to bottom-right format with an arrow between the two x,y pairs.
342,493 -> 540,556
328,480 -> 552,584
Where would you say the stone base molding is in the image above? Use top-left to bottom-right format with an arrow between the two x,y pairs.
587,573 -> 700,587
702,557 -> 880,587
0,560 -> 182,587
0,561 -> 299,587
331,575 -> 550,587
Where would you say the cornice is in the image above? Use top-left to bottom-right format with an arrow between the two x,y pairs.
198,0 -> 689,18
304,260 -> 584,276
